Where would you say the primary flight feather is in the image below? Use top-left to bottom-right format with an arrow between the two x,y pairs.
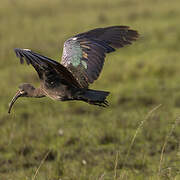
8,26 -> 139,113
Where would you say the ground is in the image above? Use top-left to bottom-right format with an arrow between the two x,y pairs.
0,0 -> 180,179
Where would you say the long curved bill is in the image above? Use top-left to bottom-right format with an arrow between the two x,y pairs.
8,90 -> 23,114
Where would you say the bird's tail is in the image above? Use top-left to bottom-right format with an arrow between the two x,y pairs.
75,89 -> 110,107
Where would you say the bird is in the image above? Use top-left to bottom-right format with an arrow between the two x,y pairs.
8,26 -> 139,114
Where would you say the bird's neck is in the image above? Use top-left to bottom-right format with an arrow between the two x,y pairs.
32,88 -> 45,98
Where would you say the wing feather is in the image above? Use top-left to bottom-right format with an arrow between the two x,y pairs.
60,26 -> 139,88
14,48 -> 81,88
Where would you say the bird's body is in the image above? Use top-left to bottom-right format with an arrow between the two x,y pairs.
8,26 -> 139,113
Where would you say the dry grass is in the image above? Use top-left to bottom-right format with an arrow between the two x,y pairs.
158,117 -> 180,179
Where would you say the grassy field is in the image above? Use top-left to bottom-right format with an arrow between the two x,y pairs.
0,0 -> 180,179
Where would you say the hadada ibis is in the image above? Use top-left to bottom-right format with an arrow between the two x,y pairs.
8,26 -> 139,113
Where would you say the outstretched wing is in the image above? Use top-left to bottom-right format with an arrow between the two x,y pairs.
61,26 -> 139,88
14,48 -> 81,88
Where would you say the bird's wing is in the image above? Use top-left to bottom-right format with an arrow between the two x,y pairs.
14,48 -> 81,88
61,26 -> 139,88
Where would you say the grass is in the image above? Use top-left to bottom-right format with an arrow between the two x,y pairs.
0,0 -> 180,179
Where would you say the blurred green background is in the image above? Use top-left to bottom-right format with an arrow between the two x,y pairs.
0,0 -> 180,179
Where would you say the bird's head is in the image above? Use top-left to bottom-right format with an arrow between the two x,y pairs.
8,83 -> 35,114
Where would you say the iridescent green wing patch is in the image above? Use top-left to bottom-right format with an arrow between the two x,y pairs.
61,26 -> 138,88
61,37 -> 107,88
81,60 -> 87,69
62,39 -> 82,67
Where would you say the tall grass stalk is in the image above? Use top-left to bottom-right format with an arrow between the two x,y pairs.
158,117 -> 180,179
120,104 -> 162,179
32,150 -> 50,180
114,151 -> 119,180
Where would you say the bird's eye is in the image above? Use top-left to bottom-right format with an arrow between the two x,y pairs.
20,90 -> 25,94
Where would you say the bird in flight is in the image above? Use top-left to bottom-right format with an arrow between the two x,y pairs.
8,26 -> 138,113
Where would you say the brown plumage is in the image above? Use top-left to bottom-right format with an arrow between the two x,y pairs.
8,26 -> 139,113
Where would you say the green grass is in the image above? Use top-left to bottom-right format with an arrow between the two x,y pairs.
0,0 -> 180,179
